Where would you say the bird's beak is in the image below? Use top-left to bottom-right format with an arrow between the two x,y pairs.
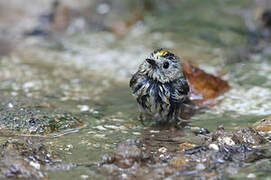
146,58 -> 156,66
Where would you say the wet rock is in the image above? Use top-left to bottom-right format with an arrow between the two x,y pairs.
191,126 -> 210,136
114,143 -> 143,168
180,127 -> 268,172
0,97 -> 83,135
182,143 -> 267,170
100,139 -> 164,179
185,145 -> 208,154
172,142 -> 267,178
247,173 -> 256,178
0,139 -> 55,179
212,126 -> 265,146
208,143 -> 219,151
104,139 -> 151,169
195,163 -> 205,170
219,144 -> 261,161
253,116 -> 271,133
100,126 -> 271,180
232,128 -> 265,145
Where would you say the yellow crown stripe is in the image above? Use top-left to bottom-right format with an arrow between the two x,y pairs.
156,50 -> 168,56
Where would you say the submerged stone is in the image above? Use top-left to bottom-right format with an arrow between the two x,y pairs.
102,139 -> 151,169
0,97 -> 83,135
99,126 -> 271,179
253,116 -> 271,133
0,140 -> 54,179
212,126 -> 265,146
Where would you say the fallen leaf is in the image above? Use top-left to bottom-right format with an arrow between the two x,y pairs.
182,60 -> 230,106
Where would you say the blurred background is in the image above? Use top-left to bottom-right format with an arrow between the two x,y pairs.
0,0 -> 270,64
1,0 -> 271,79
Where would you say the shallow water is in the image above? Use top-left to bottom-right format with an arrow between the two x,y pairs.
1,0 -> 271,179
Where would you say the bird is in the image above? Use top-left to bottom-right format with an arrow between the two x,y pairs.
130,49 -> 190,124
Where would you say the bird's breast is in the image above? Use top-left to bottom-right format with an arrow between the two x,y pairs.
132,76 -> 173,114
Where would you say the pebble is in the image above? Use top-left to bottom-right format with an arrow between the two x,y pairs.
89,109 -> 99,114
158,147 -> 167,153
195,163 -> 205,170
87,131 -> 95,134
218,137 -> 235,146
111,118 -> 123,122
103,125 -> 118,129
159,154 -> 165,159
104,125 -> 126,130
94,134 -> 106,138
150,130 -> 160,133
121,173 -> 128,179
80,175 -> 89,179
77,105 -> 89,112
11,91 -> 18,96
67,144 -> 73,149
208,143 -> 219,151
8,103 -> 13,108
23,81 -> 35,89
247,173 -> 256,178
94,125 -> 107,131
132,132 -> 141,135
29,161 -> 41,170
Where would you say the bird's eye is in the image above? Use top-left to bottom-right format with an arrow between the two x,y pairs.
163,62 -> 169,69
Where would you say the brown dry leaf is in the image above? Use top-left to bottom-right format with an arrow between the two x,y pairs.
182,60 -> 230,106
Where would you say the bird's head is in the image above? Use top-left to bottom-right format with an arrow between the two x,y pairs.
138,49 -> 184,83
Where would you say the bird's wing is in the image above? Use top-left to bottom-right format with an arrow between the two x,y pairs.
130,72 -> 149,96
171,78 -> 190,102
178,78 -> 190,95
129,72 -> 139,88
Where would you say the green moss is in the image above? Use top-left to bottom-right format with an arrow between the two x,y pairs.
0,98 -> 83,135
